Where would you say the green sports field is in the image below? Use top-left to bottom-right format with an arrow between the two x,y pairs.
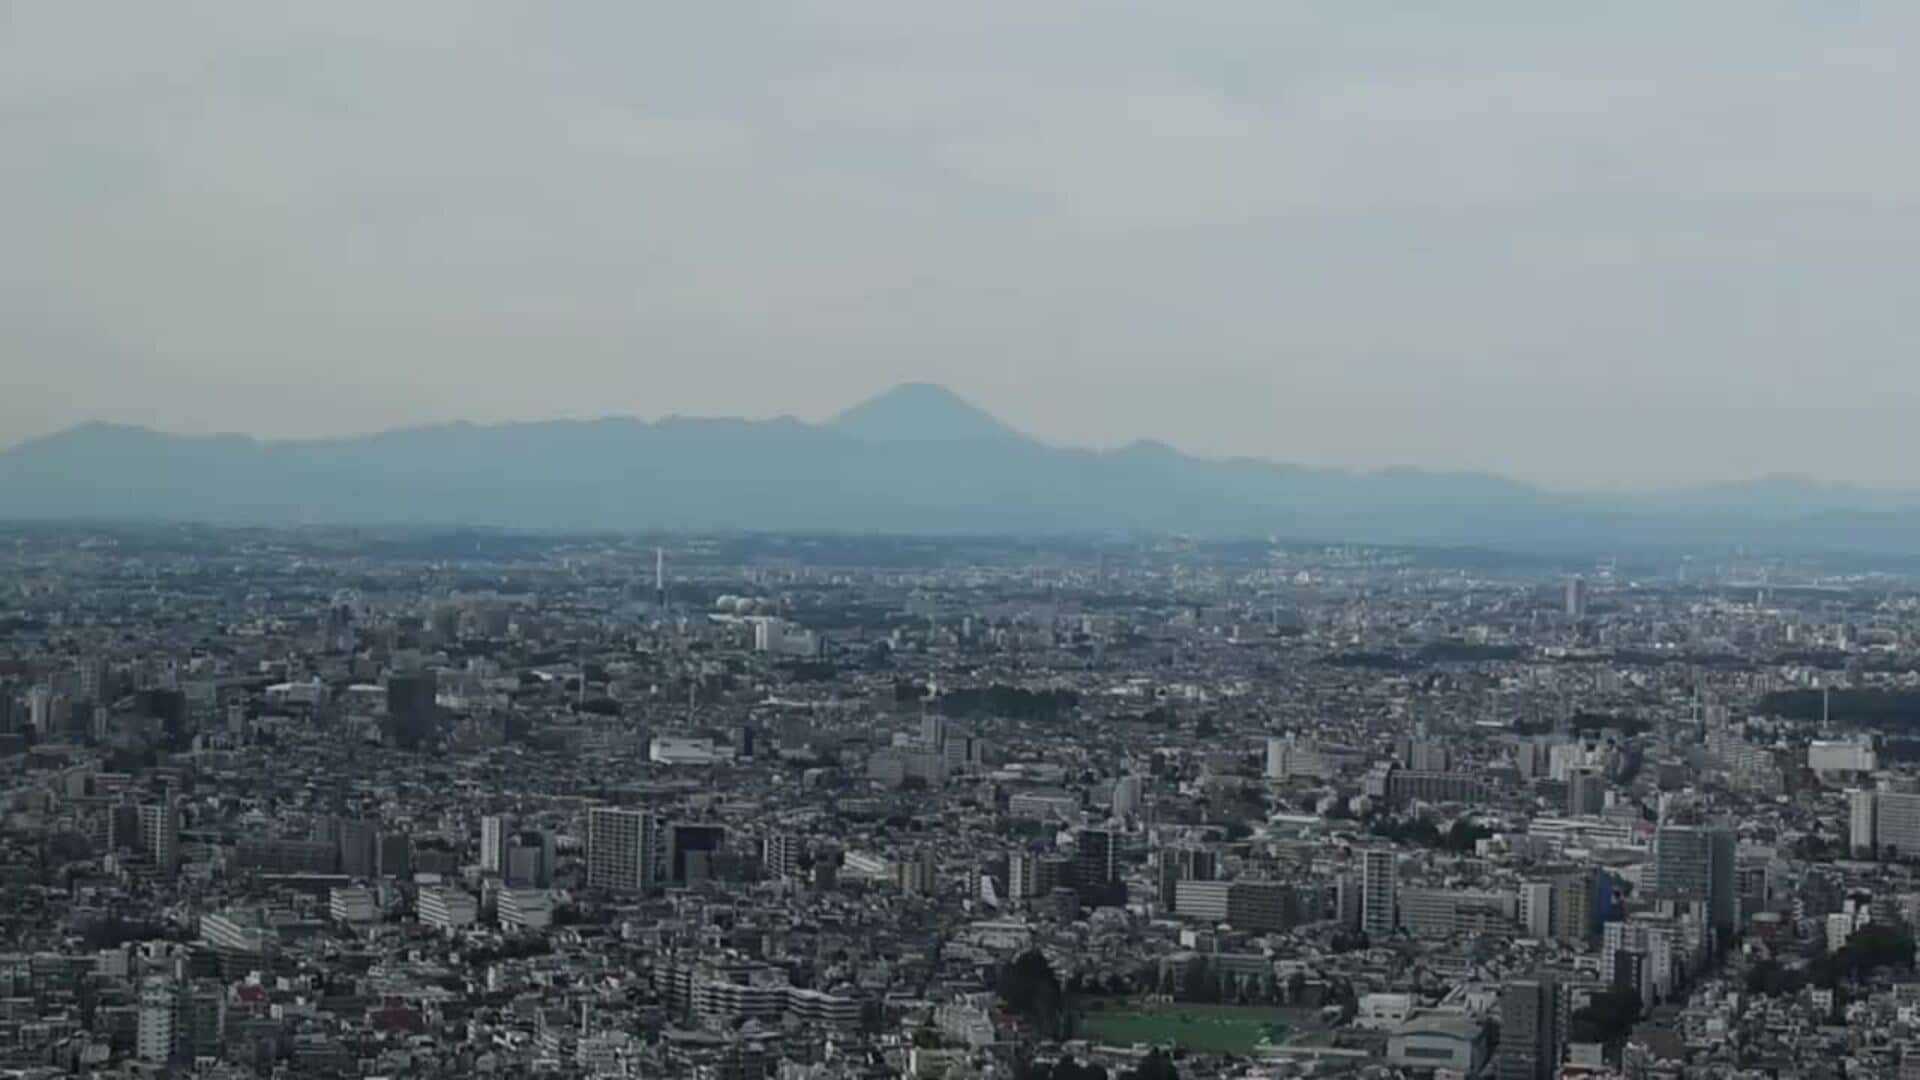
1081,1004 -> 1291,1054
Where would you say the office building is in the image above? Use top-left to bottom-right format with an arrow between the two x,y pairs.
1653,825 -> 1736,937
377,831 -> 412,879
1154,845 -> 1218,909
337,818 -> 376,879
505,830 -> 555,888
1076,828 -> 1116,890
1495,977 -> 1560,1080
384,672 -> 438,751
667,823 -> 727,885
1567,769 -> 1606,816
587,807 -> 653,894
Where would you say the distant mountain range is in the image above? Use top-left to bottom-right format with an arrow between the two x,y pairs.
3,383 -> 1917,555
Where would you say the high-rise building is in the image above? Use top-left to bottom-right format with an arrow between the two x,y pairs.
1111,775 -> 1143,818
1265,737 -> 1288,780
79,657 -> 110,705
505,830 -> 556,888
377,831 -> 412,879
1495,977 -> 1560,1080
667,823 -> 727,885
481,814 -> 512,876
1567,769 -> 1607,816
1852,789 -> 1880,858
1553,870 -> 1599,946
384,672 -> 439,751
1653,826 -> 1736,937
138,801 -> 180,875
1362,848 -> 1397,941
1008,850 -> 1042,901
338,818 -> 377,879
1565,577 -> 1589,619
1876,792 -> 1920,858
137,978 -> 177,1064
764,832 -> 802,880
1604,917 -> 1678,1005
1153,845 -> 1218,910
1075,828 -> 1116,890
1520,882 -> 1554,939
1337,872 -> 1363,931
587,807 -> 653,894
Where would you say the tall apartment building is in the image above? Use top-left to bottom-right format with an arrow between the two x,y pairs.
1852,789 -> 1880,858
764,832 -> 803,880
138,801 -> 180,875
1362,848 -> 1397,941
481,814 -> 512,876
587,807 -> 654,894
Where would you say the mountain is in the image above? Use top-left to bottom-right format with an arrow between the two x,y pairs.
2,385 -> 1917,554
830,382 -> 1029,444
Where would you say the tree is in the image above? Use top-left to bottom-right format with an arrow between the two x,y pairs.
1570,986 -> 1642,1045
1000,951 -> 1065,1036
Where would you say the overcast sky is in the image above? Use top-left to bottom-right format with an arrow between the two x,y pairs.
4,3 -> 1916,491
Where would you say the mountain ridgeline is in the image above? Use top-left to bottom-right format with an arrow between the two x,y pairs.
2,383 -> 1915,554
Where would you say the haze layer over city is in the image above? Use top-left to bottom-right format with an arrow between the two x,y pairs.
6,5 -> 1920,1080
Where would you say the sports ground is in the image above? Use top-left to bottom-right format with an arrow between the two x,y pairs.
1080,1003 -> 1291,1055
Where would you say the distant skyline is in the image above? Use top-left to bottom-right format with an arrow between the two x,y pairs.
6,4 -> 1919,492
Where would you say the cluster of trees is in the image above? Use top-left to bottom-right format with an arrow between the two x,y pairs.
1367,816 -> 1491,853
1758,688 -> 1920,728
1158,955 -> 1310,1006
939,685 -> 1080,723
1416,642 -> 1526,663
1321,652 -> 1415,671
999,951 -> 1066,1037
1747,923 -> 1918,995
1569,986 -> 1643,1045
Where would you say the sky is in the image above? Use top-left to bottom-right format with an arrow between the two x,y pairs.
3,2 -> 1917,491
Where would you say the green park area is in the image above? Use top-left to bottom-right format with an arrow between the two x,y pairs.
1081,1003 -> 1291,1055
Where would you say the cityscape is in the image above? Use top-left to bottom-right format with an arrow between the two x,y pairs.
1,525 -> 1916,1078
10,4 -> 1920,1079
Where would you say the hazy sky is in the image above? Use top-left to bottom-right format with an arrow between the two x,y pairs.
5,3 -> 1917,491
